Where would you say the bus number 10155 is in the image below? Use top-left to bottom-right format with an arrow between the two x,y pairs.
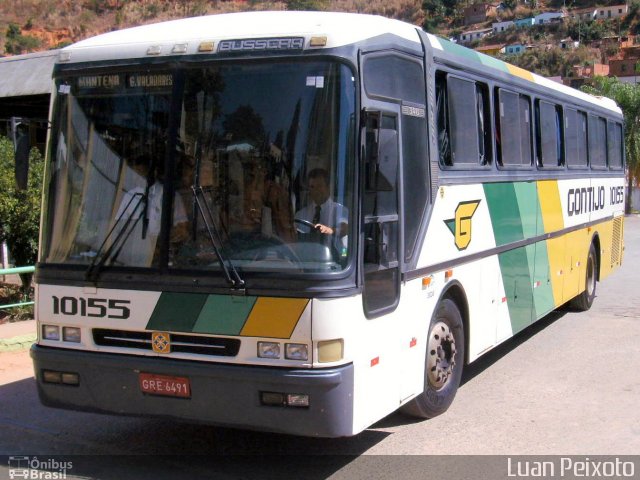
52,296 -> 131,319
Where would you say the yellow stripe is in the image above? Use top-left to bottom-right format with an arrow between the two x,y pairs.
506,64 -> 535,82
537,180 -> 564,305
537,180 -> 564,233
240,298 -> 309,338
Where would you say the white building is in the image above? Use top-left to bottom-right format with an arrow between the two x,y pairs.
535,12 -> 565,24
492,20 -> 514,33
597,4 -> 628,19
458,28 -> 493,44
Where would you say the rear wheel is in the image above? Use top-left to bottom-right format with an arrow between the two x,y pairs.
570,243 -> 597,311
400,298 -> 465,419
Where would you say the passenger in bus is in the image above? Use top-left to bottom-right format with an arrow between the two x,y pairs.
114,156 -> 188,266
295,168 -> 348,239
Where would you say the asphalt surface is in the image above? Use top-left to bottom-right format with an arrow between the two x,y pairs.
1,216 -> 639,479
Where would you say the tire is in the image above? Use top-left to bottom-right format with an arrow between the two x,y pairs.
400,298 -> 465,419
569,243 -> 597,312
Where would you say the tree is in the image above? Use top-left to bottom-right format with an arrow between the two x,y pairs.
4,22 -> 41,55
582,76 -> 640,214
0,137 -> 44,295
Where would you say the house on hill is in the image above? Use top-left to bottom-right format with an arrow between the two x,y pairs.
559,38 -> 579,49
464,3 -> 498,25
568,8 -> 597,22
475,43 -> 506,55
596,4 -> 628,20
493,20 -> 514,33
535,12 -> 565,25
514,17 -> 535,28
458,28 -> 493,44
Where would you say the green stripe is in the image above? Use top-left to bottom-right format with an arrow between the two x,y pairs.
484,183 -> 524,246
532,242 -> 556,319
192,295 -> 257,335
147,292 -> 208,333
499,247 -> 534,333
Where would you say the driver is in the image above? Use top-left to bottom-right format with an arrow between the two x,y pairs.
295,168 -> 348,238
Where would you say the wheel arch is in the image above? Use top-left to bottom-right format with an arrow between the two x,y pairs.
439,280 -> 470,365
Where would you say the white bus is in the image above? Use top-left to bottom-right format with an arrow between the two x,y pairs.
31,11 -> 625,437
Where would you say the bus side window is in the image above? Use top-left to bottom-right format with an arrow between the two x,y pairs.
607,121 -> 624,170
588,115 -> 607,169
497,89 -> 532,168
437,72 -> 490,168
536,100 -> 564,168
566,108 -> 589,168
435,73 -> 451,166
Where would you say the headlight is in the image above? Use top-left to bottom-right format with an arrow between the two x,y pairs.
42,325 -> 60,341
285,343 -> 308,361
257,341 -> 281,359
62,327 -> 81,343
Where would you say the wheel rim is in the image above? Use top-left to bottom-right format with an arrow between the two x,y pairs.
586,252 -> 596,297
427,321 -> 457,390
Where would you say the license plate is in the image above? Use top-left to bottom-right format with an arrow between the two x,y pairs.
139,373 -> 191,398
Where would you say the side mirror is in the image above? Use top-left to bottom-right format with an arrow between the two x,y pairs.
11,117 -> 30,191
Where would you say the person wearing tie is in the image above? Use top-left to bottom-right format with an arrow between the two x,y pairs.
295,168 -> 348,238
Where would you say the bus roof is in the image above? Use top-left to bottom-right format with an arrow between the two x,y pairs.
60,11 -> 420,61
58,10 -> 620,115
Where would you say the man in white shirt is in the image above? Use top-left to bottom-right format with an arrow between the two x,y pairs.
295,168 -> 348,239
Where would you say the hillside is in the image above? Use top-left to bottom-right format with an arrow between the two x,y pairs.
1,0 -> 638,79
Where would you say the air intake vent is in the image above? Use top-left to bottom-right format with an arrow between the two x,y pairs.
611,217 -> 623,265
93,329 -> 240,357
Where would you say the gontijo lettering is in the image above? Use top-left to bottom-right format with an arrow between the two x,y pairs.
567,185 -> 625,216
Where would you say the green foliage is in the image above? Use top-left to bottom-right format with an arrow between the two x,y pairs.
4,22 -> 41,55
286,0 -> 329,11
502,46 -> 598,78
566,19 -> 614,44
0,137 -> 44,293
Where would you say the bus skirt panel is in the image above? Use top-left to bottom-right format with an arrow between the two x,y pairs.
30,344 -> 355,438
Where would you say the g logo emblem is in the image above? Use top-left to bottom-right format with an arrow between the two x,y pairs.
444,201 -> 481,250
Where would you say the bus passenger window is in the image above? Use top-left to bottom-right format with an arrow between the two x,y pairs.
608,121 -> 623,169
436,74 -> 451,166
437,73 -> 490,168
588,115 -> 607,169
536,100 -> 564,168
497,89 -> 532,168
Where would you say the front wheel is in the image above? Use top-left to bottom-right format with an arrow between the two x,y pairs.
400,298 -> 465,419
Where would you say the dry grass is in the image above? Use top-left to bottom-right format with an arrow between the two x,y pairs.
0,0 -> 425,52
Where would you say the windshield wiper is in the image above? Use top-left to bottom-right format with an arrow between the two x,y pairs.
85,191 -> 147,282
191,185 -> 245,291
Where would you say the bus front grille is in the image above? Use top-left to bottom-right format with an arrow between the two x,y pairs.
92,329 -> 241,357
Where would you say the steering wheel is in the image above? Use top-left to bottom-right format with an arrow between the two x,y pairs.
294,218 -> 316,230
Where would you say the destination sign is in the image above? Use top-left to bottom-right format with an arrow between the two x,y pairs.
75,73 -> 173,92
217,37 -> 305,53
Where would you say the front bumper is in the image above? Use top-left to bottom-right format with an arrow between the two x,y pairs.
31,345 -> 355,437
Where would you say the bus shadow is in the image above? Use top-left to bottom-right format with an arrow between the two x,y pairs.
461,309 -> 567,385
0,375 -> 389,479
372,308 -> 568,430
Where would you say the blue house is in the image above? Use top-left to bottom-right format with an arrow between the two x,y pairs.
514,17 -> 535,28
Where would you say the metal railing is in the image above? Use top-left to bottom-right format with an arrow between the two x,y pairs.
0,266 -> 35,310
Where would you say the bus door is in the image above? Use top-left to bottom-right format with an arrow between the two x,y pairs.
360,50 -> 429,403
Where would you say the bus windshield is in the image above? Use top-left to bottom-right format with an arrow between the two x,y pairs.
42,60 -> 356,274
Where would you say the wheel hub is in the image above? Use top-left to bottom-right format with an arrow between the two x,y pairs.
427,321 -> 457,389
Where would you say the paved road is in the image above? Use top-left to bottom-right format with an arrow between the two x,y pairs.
1,216 -> 639,479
